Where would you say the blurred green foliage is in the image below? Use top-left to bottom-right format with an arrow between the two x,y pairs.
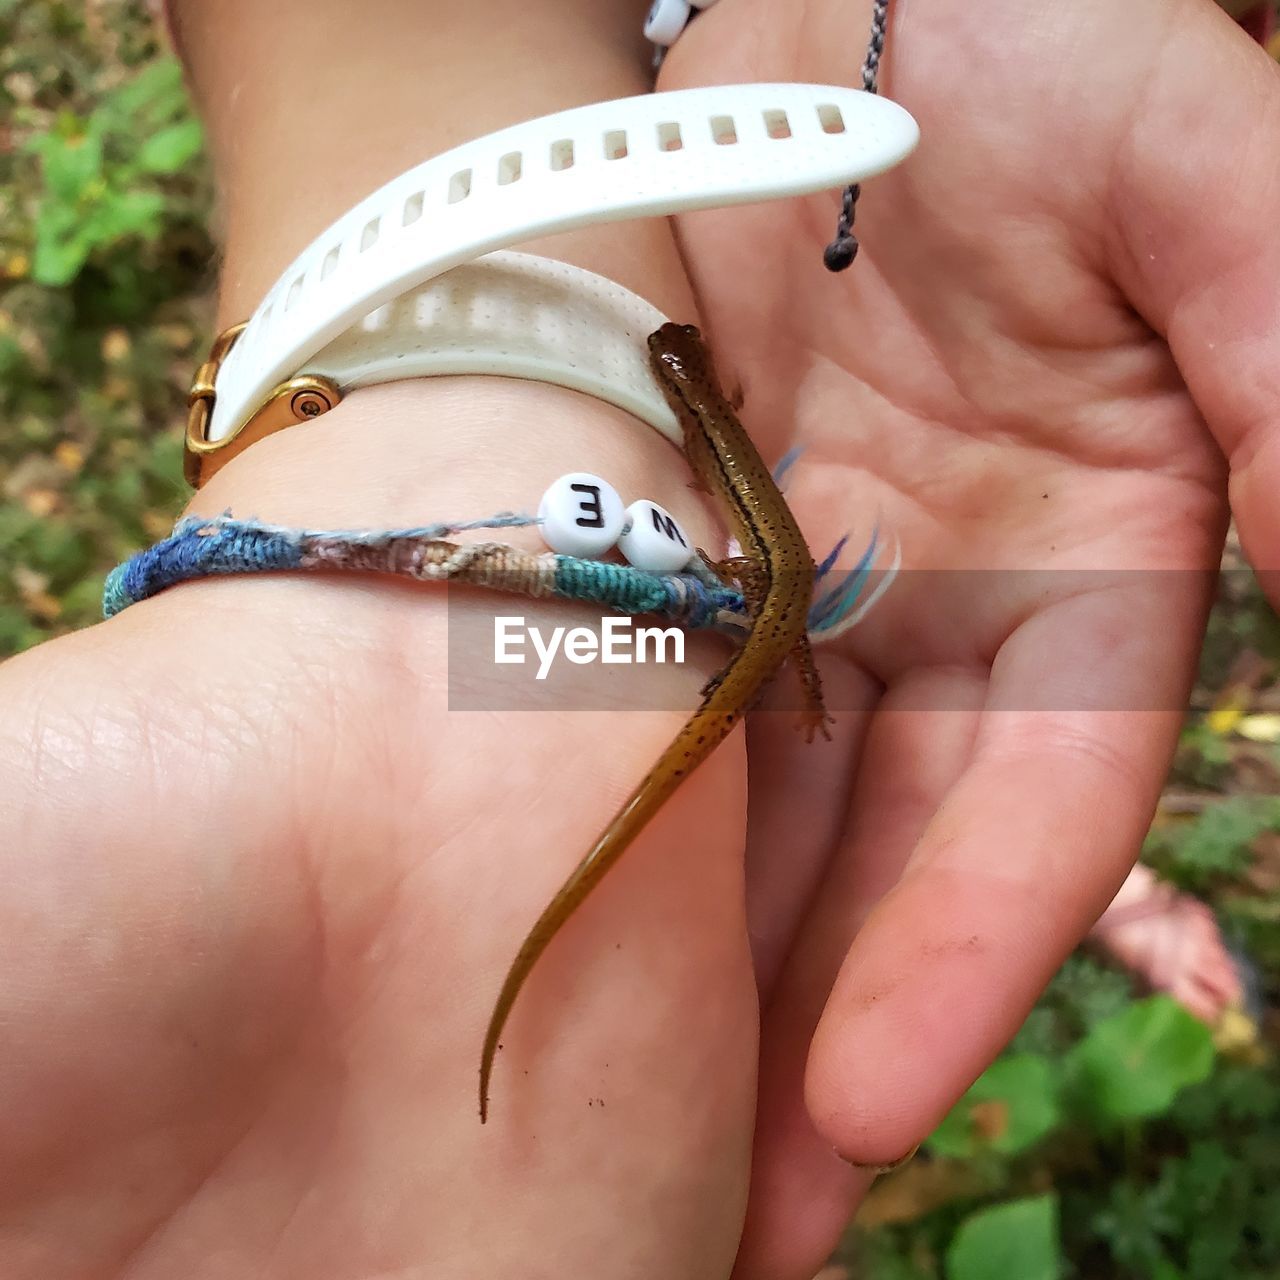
1,2 -> 1279,1277
947,1196 -> 1060,1280
1,0 -> 212,651
847,962 -> 1280,1279
27,58 -> 203,286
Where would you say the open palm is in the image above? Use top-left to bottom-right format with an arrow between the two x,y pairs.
660,0 -> 1280,1274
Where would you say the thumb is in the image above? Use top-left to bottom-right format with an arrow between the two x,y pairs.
1108,4 -> 1280,591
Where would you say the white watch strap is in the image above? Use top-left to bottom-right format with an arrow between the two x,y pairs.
305,251 -> 681,444
207,82 -> 918,443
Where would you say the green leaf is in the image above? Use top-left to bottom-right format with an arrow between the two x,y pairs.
946,1195 -> 1061,1280
35,128 -> 104,204
105,58 -> 188,125
32,211 -> 98,286
1069,996 -> 1215,1123
136,119 -> 204,174
31,187 -> 167,287
929,1054 -> 1061,1158
80,188 -> 166,242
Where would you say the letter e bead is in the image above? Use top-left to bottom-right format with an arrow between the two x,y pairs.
538,473 -> 626,557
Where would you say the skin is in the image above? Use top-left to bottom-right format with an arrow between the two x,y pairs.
658,2 -> 1280,1274
1,0 -> 1279,1278
478,323 -> 826,1122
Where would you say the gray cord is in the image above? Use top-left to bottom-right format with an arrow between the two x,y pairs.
823,0 -> 890,272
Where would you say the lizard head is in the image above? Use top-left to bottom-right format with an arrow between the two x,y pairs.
647,322 -> 712,388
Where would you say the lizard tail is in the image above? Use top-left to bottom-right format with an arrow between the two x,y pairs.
478,708 -> 741,1122
478,772 -> 676,1122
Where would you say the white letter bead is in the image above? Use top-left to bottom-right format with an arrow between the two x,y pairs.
538,472 -> 626,557
643,0 -> 692,46
618,499 -> 694,572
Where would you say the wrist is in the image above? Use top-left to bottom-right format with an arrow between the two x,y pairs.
189,375 -> 716,552
170,0 -> 692,323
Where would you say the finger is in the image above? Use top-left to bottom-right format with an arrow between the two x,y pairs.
733,669 -> 984,1280
806,580 -> 1206,1167
743,654 -> 879,998
1105,2 -> 1280,596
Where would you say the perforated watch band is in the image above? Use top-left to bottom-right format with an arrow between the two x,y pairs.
185,82 -> 918,485
291,251 -> 681,444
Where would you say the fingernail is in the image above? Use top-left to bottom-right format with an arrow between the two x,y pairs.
838,1143 -> 920,1175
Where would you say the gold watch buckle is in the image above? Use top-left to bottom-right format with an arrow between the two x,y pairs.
184,321 -> 343,487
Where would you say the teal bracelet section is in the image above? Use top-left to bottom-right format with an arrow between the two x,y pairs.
103,512 -> 886,636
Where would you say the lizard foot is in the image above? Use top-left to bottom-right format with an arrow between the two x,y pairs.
797,707 -> 834,744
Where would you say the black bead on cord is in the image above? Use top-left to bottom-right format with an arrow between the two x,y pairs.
823,0 -> 890,272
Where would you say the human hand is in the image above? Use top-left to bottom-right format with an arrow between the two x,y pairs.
0,376 -> 763,1278
0,0 -> 777,1271
660,0 -> 1280,1274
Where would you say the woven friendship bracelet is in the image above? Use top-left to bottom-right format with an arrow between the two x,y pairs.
102,513 -> 895,639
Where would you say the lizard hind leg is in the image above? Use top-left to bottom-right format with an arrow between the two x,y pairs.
791,633 -> 833,743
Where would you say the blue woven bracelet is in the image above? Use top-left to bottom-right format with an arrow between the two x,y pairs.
103,511 -> 891,638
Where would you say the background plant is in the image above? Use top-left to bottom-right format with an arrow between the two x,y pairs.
1,0 -> 212,653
